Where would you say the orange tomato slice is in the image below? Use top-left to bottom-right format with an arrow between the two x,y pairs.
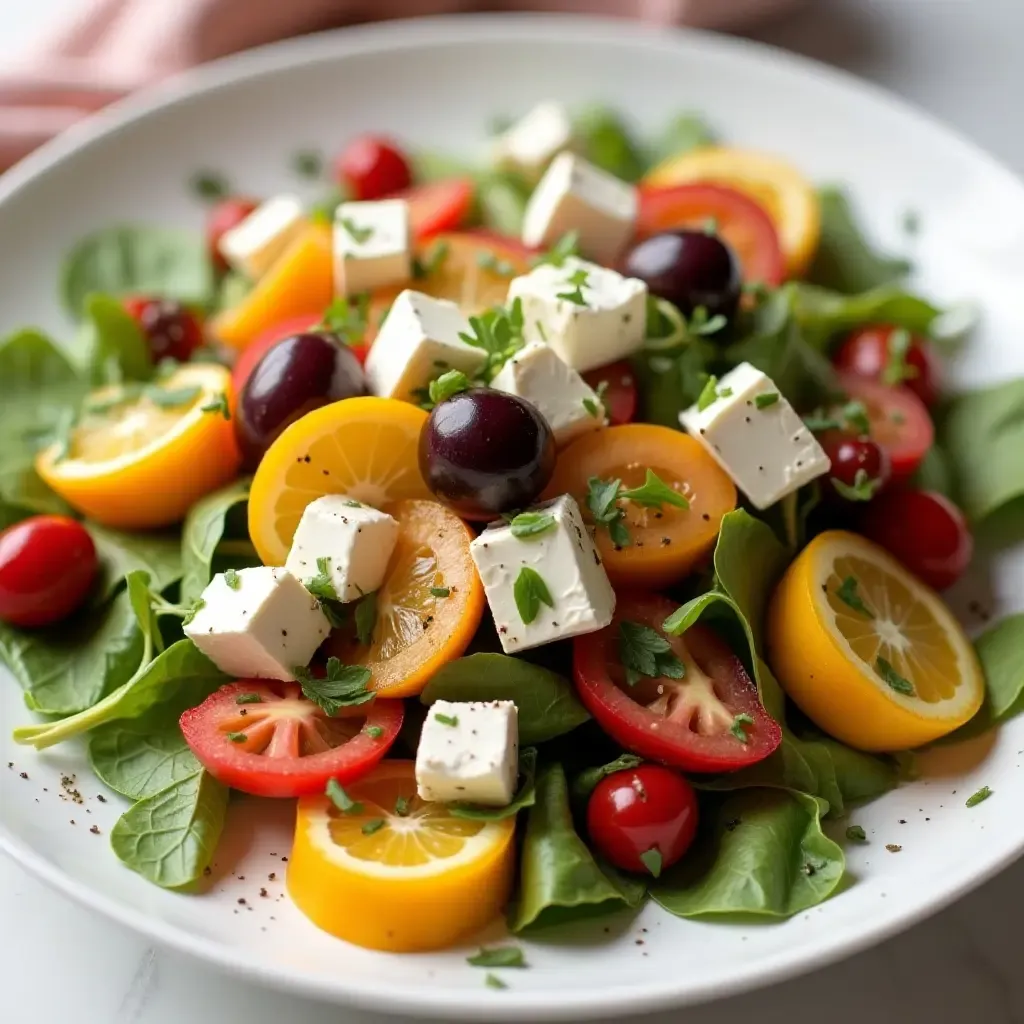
325,499 -> 484,698
545,424 -> 737,589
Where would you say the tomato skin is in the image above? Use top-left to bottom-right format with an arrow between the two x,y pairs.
338,135 -> 412,201
395,179 -> 475,240
834,325 -> 940,408
122,297 -> 204,364
860,489 -> 973,590
573,593 -> 781,773
207,197 -> 259,273
636,183 -> 785,288
180,681 -> 403,798
587,764 -> 699,877
582,360 -> 638,425
0,516 -> 98,628
819,431 -> 891,502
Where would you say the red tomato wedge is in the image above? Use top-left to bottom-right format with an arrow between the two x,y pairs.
582,360 -> 638,426
636,183 -> 786,288
180,681 -> 403,798
836,372 -> 933,483
573,593 -> 781,773
389,179 -> 475,241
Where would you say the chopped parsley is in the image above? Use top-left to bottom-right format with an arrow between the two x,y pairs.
181,598 -> 205,627
509,511 -> 556,539
292,657 -> 373,716
585,476 -> 630,548
729,713 -> 755,743
755,392 -> 780,410
687,306 -> 728,337
458,300 -> 525,381
966,786 -> 992,808
620,468 -> 689,510
226,732 -> 247,743
696,375 -> 720,412
831,468 -> 883,502
339,217 -> 374,244
292,149 -> 323,178
513,567 -> 555,625
532,231 -> 579,268
361,818 -> 385,836
845,825 -> 868,842
145,384 -> 201,408
435,713 -> 459,728
235,692 -> 262,705
430,587 -> 450,598
803,411 -> 843,433
639,847 -> 663,878
875,656 -> 915,696
467,946 -> 527,969
428,369 -> 472,406
582,396 -> 602,418
395,796 -> 411,817
223,569 -> 242,591
881,328 -> 919,386
326,778 -> 363,815
354,591 -> 377,646
618,620 -> 685,687
414,240 -> 450,278
485,974 -> 508,991
344,499 -> 363,507
476,250 -> 516,276
363,725 -> 384,739
200,391 -> 231,420
556,278 -> 589,307
304,557 -> 338,601
317,294 -> 369,340
836,575 -> 874,618
842,400 -> 871,436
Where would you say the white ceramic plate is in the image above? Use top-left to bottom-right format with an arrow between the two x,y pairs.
1,14 -> 1023,1021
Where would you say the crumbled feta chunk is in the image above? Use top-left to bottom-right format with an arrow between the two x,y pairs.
364,289 -> 485,402
491,341 -> 605,447
416,699 -> 519,806
507,256 -> 647,373
679,362 -> 831,509
334,199 -> 412,296
491,101 -> 575,181
522,152 -> 637,265
217,195 -> 307,279
470,494 -> 616,654
285,495 -> 399,603
183,567 -> 330,681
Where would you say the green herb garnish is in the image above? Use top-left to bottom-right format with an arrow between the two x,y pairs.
292,149 -> 323,178
532,231 -> 579,268
696,375 -> 720,412
235,693 -> 262,705
881,328 -> 919,386
842,400 -> 871,436
836,575 -> 874,618
430,587 -> 450,598
846,825 -> 868,842
226,732 -> 247,743
190,170 -> 229,201
361,819 -> 385,836
223,569 -> 242,591
458,300 -> 525,381
509,511 -> 556,539
435,713 -> 459,727
585,476 -> 630,548
476,250 -> 516,276
181,598 -> 205,627
875,656 -> 914,696
702,216 -> 719,235
485,974 -> 508,991
729,713 -> 755,743
304,556 -> 338,601
513,567 -> 555,625
395,796 -> 411,817
364,725 -> 384,739
966,786 -> 992,808
639,847 -> 663,878
755,392 -> 780,410
145,384 -> 202,408
200,391 -> 231,420
339,217 -> 374,244
688,306 -> 728,337
414,240 -> 450,278
618,620 -> 685,687
803,411 -> 842,433
467,947 -> 527,969
620,469 -> 689,510
831,469 -> 882,502
353,591 -> 377,646
582,397 -> 601,418
428,369 -> 472,406
293,657 -> 373,716
317,294 -> 369,340
326,778 -> 363,815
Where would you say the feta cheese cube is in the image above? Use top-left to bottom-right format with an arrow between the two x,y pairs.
522,152 -> 637,265
285,495 -> 399,603
334,199 -> 412,296
507,256 -> 647,374
491,101 -> 575,182
416,700 -> 519,806
183,567 -> 330,681
364,289 -> 485,402
470,494 -> 616,654
491,341 -> 605,447
217,195 -> 306,279
679,362 -> 831,509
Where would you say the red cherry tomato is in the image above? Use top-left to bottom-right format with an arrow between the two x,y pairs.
180,681 -> 403,798
636,183 -> 786,288
122,296 -> 204,363
819,431 -> 891,502
833,325 -> 941,408
0,516 -> 98,627
836,372 -> 933,483
392,178 -> 475,241
206,196 -> 259,273
587,764 -> 699,877
860,489 -> 973,590
337,135 -> 412,201
582,360 -> 638,426
573,593 -> 782,773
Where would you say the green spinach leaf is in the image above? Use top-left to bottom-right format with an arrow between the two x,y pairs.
78,292 -> 152,384
90,716 -> 200,801
631,338 -> 711,428
648,112 -> 715,166
451,748 -> 538,821
571,754 -> 643,804
477,172 -> 531,237
420,653 -> 589,745
180,478 -> 251,603
573,106 -> 646,183
976,613 -> 1024,720
90,524 -> 183,603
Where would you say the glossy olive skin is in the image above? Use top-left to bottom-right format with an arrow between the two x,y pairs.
235,332 -> 366,469
419,389 -> 556,520
624,230 -> 742,322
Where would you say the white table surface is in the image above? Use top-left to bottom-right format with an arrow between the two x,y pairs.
3,2 -> 1024,1022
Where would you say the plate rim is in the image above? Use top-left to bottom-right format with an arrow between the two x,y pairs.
2,12 -> 1023,1019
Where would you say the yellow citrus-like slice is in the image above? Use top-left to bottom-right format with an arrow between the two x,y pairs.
288,760 -> 516,952
767,530 -> 984,751
36,363 -> 241,529
248,397 -> 432,565
325,499 -> 484,698
644,146 -> 821,277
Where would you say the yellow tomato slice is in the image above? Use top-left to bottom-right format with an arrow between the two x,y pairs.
36,364 -> 241,529
248,396 -> 432,566
324,499 -> 484,698
289,761 -> 516,952
644,146 -> 821,277
767,530 -> 984,751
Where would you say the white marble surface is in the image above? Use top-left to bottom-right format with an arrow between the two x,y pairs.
2,1 -> 1024,1022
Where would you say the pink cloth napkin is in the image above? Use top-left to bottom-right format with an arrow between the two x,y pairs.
0,0 -> 796,170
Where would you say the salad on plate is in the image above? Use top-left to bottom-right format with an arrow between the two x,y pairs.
2,99 -> 1023,971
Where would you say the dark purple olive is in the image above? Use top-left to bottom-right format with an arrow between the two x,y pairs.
236,332 -> 366,469
419,390 -> 555,520
624,229 -> 741,323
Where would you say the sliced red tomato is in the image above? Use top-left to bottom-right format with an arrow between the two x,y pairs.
582,360 -> 638,425
389,178 -> 474,241
636,183 -> 785,288
179,681 -> 402,798
573,593 -> 781,773
836,372 -> 933,483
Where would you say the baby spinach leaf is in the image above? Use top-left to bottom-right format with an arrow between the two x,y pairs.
976,613 -> 1024,721
650,789 -> 844,918
648,112 -> 715,166
180,478 -> 251,603
477,171 -> 531,237
125,570 -> 165,656
110,769 -> 228,889
61,225 -> 213,318
509,763 -> 636,933
78,292 -> 153,385
574,106 -> 646,183
451,748 -> 538,821
90,716 -> 200,801
631,340 -> 711,428
571,754 -> 643,804
90,524 -> 183,603
420,653 -> 589,745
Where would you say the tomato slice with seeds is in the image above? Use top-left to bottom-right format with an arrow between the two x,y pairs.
573,593 -> 781,773
582,360 -> 638,426
179,681 -> 403,798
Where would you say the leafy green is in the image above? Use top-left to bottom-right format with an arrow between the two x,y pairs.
966,786 -> 993,808
467,946 -> 527,969
650,789 -> 843,917
648,112 -> 715,166
618,620 -> 684,686
631,338 -> 711,428
477,171 -> 531,237
293,658 -> 373,716
573,106 -> 646,182
451,748 -> 538,821
571,754 -> 643,803
180,478 -> 251,603
78,292 -> 152,385
509,763 -> 638,932
110,769 -> 228,889
421,653 -> 589,745
61,225 -> 213,318
90,524 -> 183,603
976,614 -> 1024,720
125,570 -> 165,656
90,716 -> 200,801
428,369 -> 471,406
513,567 -> 554,625
620,469 -> 689,510
808,187 -> 911,294
354,592 -> 377,646
509,511 -> 556,538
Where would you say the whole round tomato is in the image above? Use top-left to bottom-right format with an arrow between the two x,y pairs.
336,135 -> 412,200
582,360 -> 638,426
180,681 -> 403,798
206,196 -> 259,273
819,431 -> 891,503
0,516 -> 98,627
834,325 -> 940,408
587,763 -> 699,878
